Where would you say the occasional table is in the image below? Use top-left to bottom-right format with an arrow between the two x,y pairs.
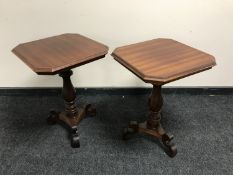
112,38 -> 216,157
12,33 -> 108,147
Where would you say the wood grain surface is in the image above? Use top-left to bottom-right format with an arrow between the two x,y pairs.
112,38 -> 216,85
12,33 -> 108,74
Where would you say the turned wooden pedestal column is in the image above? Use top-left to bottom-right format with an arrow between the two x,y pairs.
112,38 -> 216,157
47,70 -> 96,147
12,33 -> 108,147
123,85 -> 177,157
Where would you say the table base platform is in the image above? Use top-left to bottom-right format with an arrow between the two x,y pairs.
123,121 -> 177,157
47,104 -> 96,148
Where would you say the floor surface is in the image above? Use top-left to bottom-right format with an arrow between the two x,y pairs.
0,90 -> 232,175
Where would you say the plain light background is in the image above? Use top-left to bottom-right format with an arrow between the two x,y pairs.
0,0 -> 232,87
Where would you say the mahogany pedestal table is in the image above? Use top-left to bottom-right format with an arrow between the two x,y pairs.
112,38 -> 216,157
12,33 -> 108,148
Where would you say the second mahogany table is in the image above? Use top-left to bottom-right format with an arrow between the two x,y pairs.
112,38 -> 216,157
12,33 -> 108,148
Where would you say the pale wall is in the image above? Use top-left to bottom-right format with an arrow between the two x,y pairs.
0,0 -> 232,87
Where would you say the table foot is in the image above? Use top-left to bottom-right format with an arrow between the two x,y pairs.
47,104 -> 96,148
123,121 -> 177,157
47,110 -> 59,125
161,133 -> 177,157
71,126 -> 80,148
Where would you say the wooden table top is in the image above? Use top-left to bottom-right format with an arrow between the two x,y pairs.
12,33 -> 109,74
112,39 -> 216,85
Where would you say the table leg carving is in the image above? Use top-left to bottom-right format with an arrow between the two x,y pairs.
47,70 -> 96,148
123,85 -> 177,157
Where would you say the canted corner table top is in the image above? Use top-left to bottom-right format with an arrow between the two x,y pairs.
112,38 -> 216,85
12,33 -> 109,74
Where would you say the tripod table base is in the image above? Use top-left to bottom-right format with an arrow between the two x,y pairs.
47,104 -> 96,148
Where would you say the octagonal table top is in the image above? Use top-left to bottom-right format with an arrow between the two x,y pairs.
12,33 -> 109,74
112,38 -> 216,85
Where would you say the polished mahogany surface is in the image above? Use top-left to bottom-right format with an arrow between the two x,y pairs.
112,38 -> 216,84
12,33 -> 108,74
